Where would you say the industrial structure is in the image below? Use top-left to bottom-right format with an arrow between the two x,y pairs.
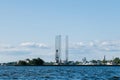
55,35 -> 62,64
55,35 -> 69,65
65,36 -> 69,63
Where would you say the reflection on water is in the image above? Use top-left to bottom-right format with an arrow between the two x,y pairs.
0,66 -> 120,80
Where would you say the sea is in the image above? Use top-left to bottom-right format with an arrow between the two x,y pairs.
0,66 -> 120,80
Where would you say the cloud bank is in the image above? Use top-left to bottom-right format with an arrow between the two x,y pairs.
0,40 -> 120,62
71,40 -> 120,52
20,42 -> 49,49
69,40 -> 120,61
0,42 -> 52,62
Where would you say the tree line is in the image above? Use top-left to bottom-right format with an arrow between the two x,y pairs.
17,58 -> 45,66
90,57 -> 120,65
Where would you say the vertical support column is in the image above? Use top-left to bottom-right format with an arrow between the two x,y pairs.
66,36 -> 69,63
55,35 -> 61,64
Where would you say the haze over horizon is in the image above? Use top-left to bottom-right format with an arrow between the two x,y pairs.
0,0 -> 120,62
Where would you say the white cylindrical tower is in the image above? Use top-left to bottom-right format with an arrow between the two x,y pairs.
55,35 -> 61,64
65,36 -> 69,63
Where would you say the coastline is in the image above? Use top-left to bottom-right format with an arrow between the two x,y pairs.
11,65 -> 120,67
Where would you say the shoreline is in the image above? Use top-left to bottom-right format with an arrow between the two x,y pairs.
4,65 -> 120,67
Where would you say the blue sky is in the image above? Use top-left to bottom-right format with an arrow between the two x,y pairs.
0,0 -> 120,62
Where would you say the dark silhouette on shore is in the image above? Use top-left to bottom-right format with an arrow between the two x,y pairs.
1,57 -> 120,66
17,58 -> 45,66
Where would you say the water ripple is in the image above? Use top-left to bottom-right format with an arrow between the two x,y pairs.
0,66 -> 120,80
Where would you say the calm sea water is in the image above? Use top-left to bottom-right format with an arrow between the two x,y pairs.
0,66 -> 120,80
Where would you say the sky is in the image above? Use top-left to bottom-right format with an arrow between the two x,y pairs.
0,0 -> 120,62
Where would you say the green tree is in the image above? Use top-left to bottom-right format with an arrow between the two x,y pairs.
30,58 -> 44,65
17,58 -> 45,66
113,57 -> 120,65
26,59 -> 30,62
18,60 -> 27,66
102,59 -> 107,65
91,60 -> 97,64
75,61 -> 80,65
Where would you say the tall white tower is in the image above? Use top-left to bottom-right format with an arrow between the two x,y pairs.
65,36 -> 69,63
55,35 -> 61,64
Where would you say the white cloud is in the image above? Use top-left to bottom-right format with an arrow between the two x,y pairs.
0,42 -> 52,62
20,42 -> 49,49
68,40 -> 120,61
1,40 -> 120,62
98,41 -> 120,52
71,40 -> 120,52
0,42 -> 50,55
